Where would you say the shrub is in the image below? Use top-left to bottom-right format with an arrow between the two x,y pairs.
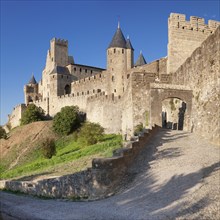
40,138 -> 56,159
53,106 -> 81,135
20,104 -> 45,125
78,122 -> 104,146
134,123 -> 144,136
0,126 -> 7,139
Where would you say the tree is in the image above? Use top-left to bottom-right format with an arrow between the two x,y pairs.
78,122 -> 104,146
40,138 -> 56,159
52,106 -> 81,135
20,104 -> 45,125
0,126 -> 7,139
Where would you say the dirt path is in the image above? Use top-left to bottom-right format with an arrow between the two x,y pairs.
1,129 -> 219,220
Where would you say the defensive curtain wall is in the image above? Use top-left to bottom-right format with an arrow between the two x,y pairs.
171,26 -> 220,144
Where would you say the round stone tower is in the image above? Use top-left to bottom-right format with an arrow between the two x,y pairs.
107,23 -> 130,95
24,74 -> 39,105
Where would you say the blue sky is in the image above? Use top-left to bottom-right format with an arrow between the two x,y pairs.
1,0 -> 219,125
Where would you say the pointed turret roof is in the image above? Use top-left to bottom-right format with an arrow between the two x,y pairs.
108,24 -> 127,49
29,74 -> 37,84
135,52 -> 147,67
126,37 -> 134,50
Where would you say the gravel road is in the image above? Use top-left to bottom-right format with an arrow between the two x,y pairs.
1,129 -> 219,220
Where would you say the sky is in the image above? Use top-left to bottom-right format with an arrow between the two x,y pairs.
0,0 -> 219,125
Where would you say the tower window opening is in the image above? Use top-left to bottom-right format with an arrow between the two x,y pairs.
64,84 -> 71,95
91,70 -> 93,73
112,76 -> 115,82
61,75 -> 63,78
80,68 -> 82,72
114,48 -> 116,53
114,89 -> 116,93
85,69 -> 87,73
74,67 -> 76,71
122,49 -> 124,54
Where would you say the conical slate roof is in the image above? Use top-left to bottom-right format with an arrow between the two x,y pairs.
108,26 -> 127,49
29,75 -> 37,84
126,38 -> 134,50
135,52 -> 147,66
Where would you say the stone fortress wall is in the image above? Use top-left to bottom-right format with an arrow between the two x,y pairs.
171,25 -> 220,144
7,13 -> 220,142
7,104 -> 26,129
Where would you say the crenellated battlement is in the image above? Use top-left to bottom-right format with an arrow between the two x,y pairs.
72,73 -> 105,85
169,13 -> 220,33
87,92 -> 122,103
50,37 -> 68,46
167,13 -> 220,74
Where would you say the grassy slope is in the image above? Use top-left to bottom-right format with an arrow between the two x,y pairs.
1,132 -> 122,180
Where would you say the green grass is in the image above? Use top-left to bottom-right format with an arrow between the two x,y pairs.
0,134 -> 122,180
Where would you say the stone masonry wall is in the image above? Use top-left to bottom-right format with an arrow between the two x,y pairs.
71,72 -> 108,96
167,13 -> 220,74
172,26 -> 220,144
1,126 -> 160,199
87,77 -> 134,137
131,72 -> 156,129
7,104 -> 26,128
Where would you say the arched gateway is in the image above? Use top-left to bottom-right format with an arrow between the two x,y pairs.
150,84 -> 193,131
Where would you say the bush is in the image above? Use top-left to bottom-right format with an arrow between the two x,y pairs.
40,138 -> 56,159
20,104 -> 45,125
134,123 -> 144,136
78,122 -> 104,146
53,106 -> 81,135
0,126 -> 7,139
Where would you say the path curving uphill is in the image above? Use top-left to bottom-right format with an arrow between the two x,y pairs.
1,129 -> 219,220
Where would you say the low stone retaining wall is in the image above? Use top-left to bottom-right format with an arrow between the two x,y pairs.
0,126 -> 160,200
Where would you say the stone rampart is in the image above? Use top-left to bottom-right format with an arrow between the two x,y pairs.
171,26 -> 220,144
1,126 -> 160,200
71,72 -> 108,96
7,104 -> 26,128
